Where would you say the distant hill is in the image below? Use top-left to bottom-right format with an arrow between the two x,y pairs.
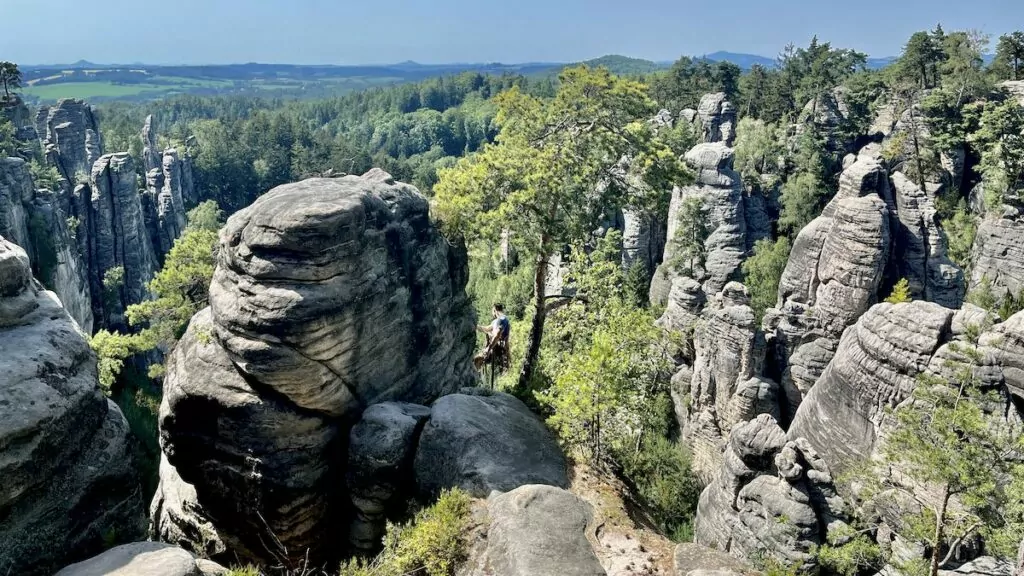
702,51 -> 777,70
579,55 -> 669,75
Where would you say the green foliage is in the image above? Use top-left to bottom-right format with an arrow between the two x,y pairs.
733,117 -> 785,187
338,488 -> 473,576
885,278 -> 913,304
0,61 -> 21,100
969,97 -> 1024,209
742,237 -> 791,321
186,200 -> 224,232
0,116 -> 17,157
779,125 -> 830,236
941,202 -> 976,268
884,338 -> 1024,573
29,159 -> 62,191
434,65 -> 690,387
967,276 -> 1024,320
225,566 -> 260,576
618,433 -> 701,541
815,529 -> 884,576
668,195 -> 709,277
992,31 -> 1024,81
651,57 -> 742,110
90,329 -> 140,392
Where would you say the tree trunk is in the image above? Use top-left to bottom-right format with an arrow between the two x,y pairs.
930,484 -> 952,576
518,241 -> 550,390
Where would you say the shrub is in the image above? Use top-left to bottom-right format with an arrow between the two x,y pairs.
885,278 -> 913,304
617,432 -> 702,541
339,488 -> 473,576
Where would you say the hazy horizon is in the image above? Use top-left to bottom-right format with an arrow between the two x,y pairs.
3,0 -> 1023,66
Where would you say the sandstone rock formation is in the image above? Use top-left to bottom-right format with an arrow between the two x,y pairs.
651,94 -> 747,306
678,282 -> 772,482
0,157 -> 94,330
970,209 -> 1024,300
462,485 -> 606,576
37,99 -> 103,187
55,542 -> 228,576
347,402 -> 431,552
763,153 -> 892,419
0,236 -> 144,576
87,153 -> 159,328
891,171 -> 965,307
414,391 -> 569,498
694,415 -> 849,571
153,172 -> 478,566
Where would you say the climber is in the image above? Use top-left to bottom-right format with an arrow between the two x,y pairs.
474,303 -> 512,383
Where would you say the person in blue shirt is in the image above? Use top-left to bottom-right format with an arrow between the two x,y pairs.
473,303 -> 511,373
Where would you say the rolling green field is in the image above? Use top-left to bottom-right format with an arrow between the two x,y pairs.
23,81 -> 171,101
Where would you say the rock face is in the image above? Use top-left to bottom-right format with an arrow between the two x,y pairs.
763,154 -> 892,419
414,391 -> 569,498
55,542 -> 228,576
891,171 -> 965,307
347,402 -> 432,552
679,283 -> 772,482
651,95 -> 747,306
694,415 -> 848,570
37,99 -> 103,186
143,149 -> 191,259
463,485 -> 606,576
0,236 -> 144,576
87,153 -> 159,328
970,210 -> 1024,299
0,157 -> 94,331
152,172 -> 478,566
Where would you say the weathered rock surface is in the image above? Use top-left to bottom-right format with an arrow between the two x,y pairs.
0,157 -> 94,331
680,283 -> 770,482
694,415 -> 848,570
463,485 -> 606,576
696,93 -> 737,146
763,154 -> 891,418
153,172 -> 477,566
54,542 -> 228,576
891,171 -> 965,307
347,401 -> 432,552
970,211 -> 1024,299
0,236 -> 144,576
415,391 -> 568,498
86,153 -> 159,328
938,556 -> 1016,576
37,99 -> 103,187
788,301 -> 952,474
152,307 -> 342,565
209,173 -> 476,417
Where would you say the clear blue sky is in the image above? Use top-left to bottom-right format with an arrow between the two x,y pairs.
2,0 -> 1022,65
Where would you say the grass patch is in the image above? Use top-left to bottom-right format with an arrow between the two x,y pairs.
24,81 -> 169,101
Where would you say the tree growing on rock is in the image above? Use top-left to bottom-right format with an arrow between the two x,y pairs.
0,61 -> 21,101
883,339 -> 1024,576
434,66 -> 689,389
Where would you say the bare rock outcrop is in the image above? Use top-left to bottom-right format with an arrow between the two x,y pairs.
0,157 -> 94,331
694,415 -> 849,571
152,172 -> 477,566
462,485 -> 606,576
55,542 -> 228,576
890,171 -> 965,307
347,402 -> 431,552
970,209 -> 1024,300
0,236 -> 144,576
763,154 -> 892,419
86,153 -> 159,328
414,391 -> 569,498
679,282 -> 772,482
37,99 -> 103,187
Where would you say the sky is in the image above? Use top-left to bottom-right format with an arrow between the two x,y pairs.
2,0 -> 1023,65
